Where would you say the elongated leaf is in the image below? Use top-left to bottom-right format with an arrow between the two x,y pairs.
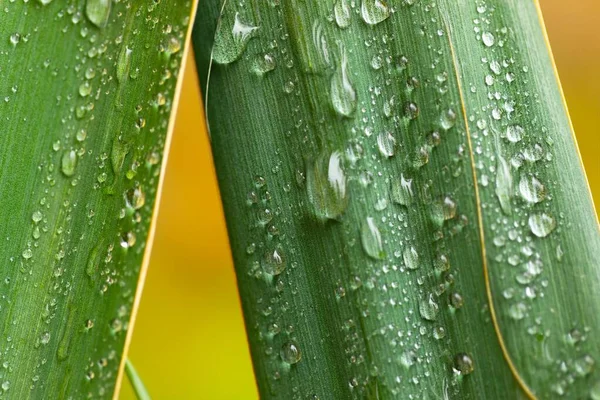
0,1 -> 195,397
194,0 -> 600,399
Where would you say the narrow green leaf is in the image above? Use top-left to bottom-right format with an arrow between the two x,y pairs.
125,359 -> 151,400
194,0 -> 600,399
0,1 -> 196,397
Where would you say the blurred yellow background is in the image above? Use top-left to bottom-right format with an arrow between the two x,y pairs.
119,2 -> 599,399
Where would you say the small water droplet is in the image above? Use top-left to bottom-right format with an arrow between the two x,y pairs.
391,174 -> 413,206
439,108 -> 456,130
252,53 -> 276,75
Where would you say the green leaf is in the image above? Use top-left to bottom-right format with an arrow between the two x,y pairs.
194,0 -> 600,399
0,0 -> 195,397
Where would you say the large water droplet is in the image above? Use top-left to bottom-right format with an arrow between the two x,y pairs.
334,0 -> 352,28
85,0 -> 111,28
330,45 -> 356,117
439,108 -> 456,130
361,217 -> 385,260
519,175 -> 546,204
361,0 -> 390,25
212,12 -> 259,65
528,213 -> 556,238
306,151 -> 348,221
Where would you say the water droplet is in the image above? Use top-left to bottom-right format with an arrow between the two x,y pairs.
482,32 -> 495,47
433,326 -> 446,340
213,12 -> 259,65
330,45 -> 356,117
361,217 -> 385,260
519,175 -> 546,204
449,292 -> 464,309
361,0 -> 390,25
32,211 -> 43,223
453,353 -> 474,375
85,0 -> 111,28
280,340 -> 301,364
528,213 -> 556,238
506,125 -> 524,143
377,132 -> 396,158
22,248 -> 33,260
262,247 -> 286,275
495,154 -> 513,214
404,102 -> 419,120
9,33 -> 20,46
419,294 -> 439,321
125,186 -> 145,210
79,82 -> 92,97
334,0 -> 352,28
61,150 -> 77,177
590,380 -> 600,400
439,108 -> 456,130
508,302 -> 526,320
403,246 -> 419,270
306,151 -> 348,221
574,355 -> 595,377
117,46 -> 133,84
252,53 -> 276,75
391,174 -> 413,206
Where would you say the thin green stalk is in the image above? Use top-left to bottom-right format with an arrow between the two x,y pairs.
125,359 -> 151,400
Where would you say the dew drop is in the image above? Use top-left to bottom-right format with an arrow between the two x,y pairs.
528,213 -> 556,238
334,0 -> 352,29
262,246 -> 286,275
506,125 -> 524,143
439,108 -> 456,130
212,12 -> 259,65
391,174 -> 413,206
377,132 -> 396,158
453,353 -> 474,375
419,294 -> 439,321
280,340 -> 301,364
519,175 -> 546,204
482,32 -> 495,47
252,53 -> 276,75
330,45 -> 356,117
85,0 -> 111,28
117,46 -> 133,84
61,150 -> 77,177
403,246 -> 420,270
361,217 -> 385,260
361,0 -> 390,25
306,151 -> 348,221
495,154 -> 513,214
